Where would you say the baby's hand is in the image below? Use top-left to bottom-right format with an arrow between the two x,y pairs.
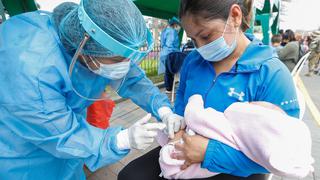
250,101 -> 286,114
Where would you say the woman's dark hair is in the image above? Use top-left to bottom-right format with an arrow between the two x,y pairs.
284,29 -> 296,42
179,0 -> 253,32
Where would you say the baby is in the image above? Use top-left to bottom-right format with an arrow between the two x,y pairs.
156,95 -> 313,179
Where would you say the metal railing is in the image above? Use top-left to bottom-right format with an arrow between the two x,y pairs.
291,52 -> 311,78
139,45 -> 161,77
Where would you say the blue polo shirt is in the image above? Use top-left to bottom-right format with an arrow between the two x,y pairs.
174,34 -> 300,177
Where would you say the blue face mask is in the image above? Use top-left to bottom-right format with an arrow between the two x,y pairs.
196,20 -> 239,62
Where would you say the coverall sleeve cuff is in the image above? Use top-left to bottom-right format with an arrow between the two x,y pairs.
116,129 -> 130,150
112,127 -> 131,154
110,133 -> 130,161
86,127 -> 130,172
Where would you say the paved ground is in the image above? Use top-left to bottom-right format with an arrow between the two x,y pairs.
86,67 -> 320,180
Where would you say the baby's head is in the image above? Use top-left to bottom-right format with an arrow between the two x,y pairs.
250,101 -> 286,115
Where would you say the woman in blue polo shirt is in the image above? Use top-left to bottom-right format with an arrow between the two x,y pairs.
118,0 -> 300,179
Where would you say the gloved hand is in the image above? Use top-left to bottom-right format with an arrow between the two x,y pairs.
158,107 -> 186,139
116,114 -> 166,150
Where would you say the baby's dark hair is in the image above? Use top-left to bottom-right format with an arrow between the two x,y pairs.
179,0 -> 253,32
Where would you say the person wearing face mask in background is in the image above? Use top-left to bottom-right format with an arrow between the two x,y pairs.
118,0 -> 300,179
161,17 -> 188,95
0,0 -> 185,179
158,17 -> 181,78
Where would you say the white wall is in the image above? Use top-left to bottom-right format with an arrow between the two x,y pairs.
280,0 -> 320,31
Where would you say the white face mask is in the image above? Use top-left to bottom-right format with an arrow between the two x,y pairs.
92,61 -> 131,80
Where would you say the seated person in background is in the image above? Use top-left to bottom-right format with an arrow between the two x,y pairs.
277,30 -> 300,71
181,39 -> 195,54
164,52 -> 187,93
157,95 -> 313,180
164,40 -> 195,94
281,33 -> 289,46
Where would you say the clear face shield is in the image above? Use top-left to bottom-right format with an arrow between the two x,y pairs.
69,0 -> 154,101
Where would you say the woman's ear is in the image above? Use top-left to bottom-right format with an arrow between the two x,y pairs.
230,4 -> 242,28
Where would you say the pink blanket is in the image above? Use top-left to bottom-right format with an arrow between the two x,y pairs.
157,95 -> 313,179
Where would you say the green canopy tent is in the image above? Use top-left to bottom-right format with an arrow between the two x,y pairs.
1,0 -> 37,17
1,0 -> 280,45
133,0 -> 183,44
134,0 -> 179,20
0,0 -> 180,23
135,0 -> 281,45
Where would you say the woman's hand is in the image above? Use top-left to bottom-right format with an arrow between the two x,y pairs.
171,133 -> 209,170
